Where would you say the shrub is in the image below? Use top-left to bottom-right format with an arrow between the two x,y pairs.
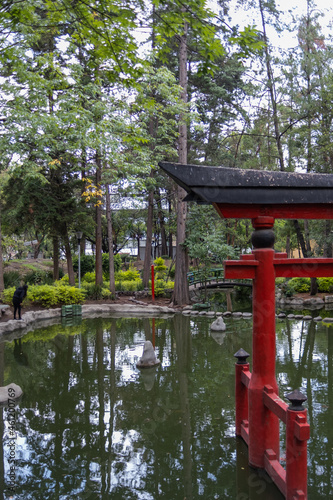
275,277 -> 286,287
82,271 -> 96,283
72,254 -> 95,274
54,285 -> 85,305
24,269 -> 54,285
152,279 -> 174,297
82,283 -> 104,300
285,277 -> 311,295
115,280 -> 142,292
3,271 -> 21,288
2,287 -> 16,304
27,285 -> 59,307
154,257 -> 167,279
2,284 -> 85,307
115,265 -> 141,282
317,277 -> 333,293
102,253 -> 122,274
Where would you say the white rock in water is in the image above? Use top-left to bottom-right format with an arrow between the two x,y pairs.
136,341 -> 160,368
0,383 -> 23,404
210,316 -> 226,331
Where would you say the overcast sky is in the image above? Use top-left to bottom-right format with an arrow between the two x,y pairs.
223,0 -> 333,51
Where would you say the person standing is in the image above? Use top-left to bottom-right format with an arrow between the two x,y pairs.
13,284 -> 28,320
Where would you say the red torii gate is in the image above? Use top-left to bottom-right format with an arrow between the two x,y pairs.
159,162 -> 333,500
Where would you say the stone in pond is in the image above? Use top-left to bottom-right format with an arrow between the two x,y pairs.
210,316 -> 226,332
136,341 -> 160,368
0,383 -> 23,406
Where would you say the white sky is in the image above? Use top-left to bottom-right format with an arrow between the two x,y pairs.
223,0 -> 333,51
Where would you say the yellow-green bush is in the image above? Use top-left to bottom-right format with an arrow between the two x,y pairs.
115,280 -> 142,292
1,284 -> 85,308
2,287 -> 17,304
82,271 -> 96,283
154,257 -> 167,279
317,278 -> 333,293
115,266 -> 141,282
152,279 -> 174,297
81,282 -> 113,299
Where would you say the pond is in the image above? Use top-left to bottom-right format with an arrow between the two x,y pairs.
0,313 -> 332,499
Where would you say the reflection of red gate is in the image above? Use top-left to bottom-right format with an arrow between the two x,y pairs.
159,162 -> 333,500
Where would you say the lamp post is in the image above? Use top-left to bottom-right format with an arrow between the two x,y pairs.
76,231 -> 83,288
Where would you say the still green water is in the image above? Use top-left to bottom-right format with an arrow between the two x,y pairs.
0,314 -> 332,499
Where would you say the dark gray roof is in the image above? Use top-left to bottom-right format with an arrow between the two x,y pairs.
159,162 -> 333,205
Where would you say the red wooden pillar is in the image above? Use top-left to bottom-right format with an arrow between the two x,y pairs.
285,391 -> 310,500
249,217 -> 280,468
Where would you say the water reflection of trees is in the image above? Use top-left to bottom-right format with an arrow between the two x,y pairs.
4,315 -> 333,498
276,319 -> 333,498
0,316 -> 243,498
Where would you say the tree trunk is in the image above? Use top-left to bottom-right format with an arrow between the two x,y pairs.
156,189 -> 168,256
259,0 -> 284,171
53,236 -> 59,281
105,184 -> 116,295
324,220 -> 332,257
63,230 -> 75,286
33,235 -> 45,259
293,220 -> 317,295
172,14 -> 190,306
95,154 -> 103,286
143,178 -> 154,288
286,235 -> 290,258
168,193 -> 173,258
0,215 -> 4,293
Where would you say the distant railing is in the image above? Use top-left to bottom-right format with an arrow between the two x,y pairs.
187,268 -> 224,287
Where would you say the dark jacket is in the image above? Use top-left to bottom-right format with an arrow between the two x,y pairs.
13,286 -> 28,304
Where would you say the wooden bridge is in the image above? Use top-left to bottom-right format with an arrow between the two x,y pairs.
187,268 -> 252,290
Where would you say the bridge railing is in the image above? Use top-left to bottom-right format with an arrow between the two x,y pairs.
235,352 -> 310,500
187,268 -> 224,287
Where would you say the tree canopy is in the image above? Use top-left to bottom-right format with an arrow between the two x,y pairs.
1,0 -> 333,298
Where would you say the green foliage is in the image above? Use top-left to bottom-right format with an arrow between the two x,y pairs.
285,278 -> 311,296
168,265 -> 175,280
115,266 -> 141,282
53,285 -> 85,305
275,277 -> 286,287
72,254 -> 95,274
1,284 -> 85,307
24,269 -> 54,285
82,272 -> 96,283
2,287 -> 17,304
102,253 -> 122,274
229,25 -> 265,58
59,274 -> 70,284
154,257 -> 167,279
3,271 -> 21,288
317,278 -> 333,293
83,283 -> 111,300
152,279 -> 174,297
115,280 -> 141,292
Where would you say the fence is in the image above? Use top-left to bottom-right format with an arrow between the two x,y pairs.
235,349 -> 310,500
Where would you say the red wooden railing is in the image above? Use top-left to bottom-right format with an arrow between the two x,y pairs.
235,356 -> 310,500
